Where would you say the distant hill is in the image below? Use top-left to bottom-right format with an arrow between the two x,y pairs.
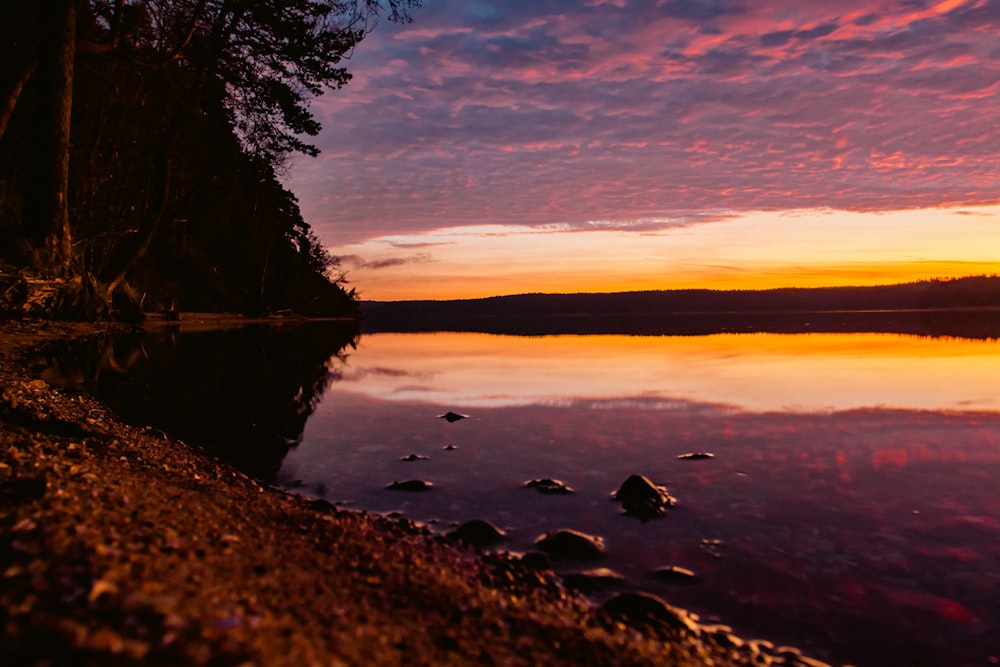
360,276 -> 1000,338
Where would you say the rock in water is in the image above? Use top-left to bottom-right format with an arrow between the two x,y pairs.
386,480 -> 433,492
523,478 -> 574,494
677,452 -> 714,460
534,529 -> 605,560
438,411 -> 468,423
653,565 -> 698,583
447,519 -> 506,547
561,568 -> 624,592
400,453 -> 428,461
611,474 -> 675,521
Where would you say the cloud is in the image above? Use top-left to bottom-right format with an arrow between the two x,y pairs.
286,0 -> 1000,245
336,253 -> 435,270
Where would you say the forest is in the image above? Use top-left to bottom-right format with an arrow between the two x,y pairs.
0,0 -> 418,320
361,276 -> 1000,338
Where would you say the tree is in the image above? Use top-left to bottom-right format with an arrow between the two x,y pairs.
16,0 -> 76,273
2,0 -> 419,318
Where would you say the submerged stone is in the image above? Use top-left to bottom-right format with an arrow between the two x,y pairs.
386,479 -> 433,492
611,474 -> 675,521
523,478 -> 574,494
699,538 -> 726,559
447,519 -> 506,547
400,453 -> 429,461
534,529 -> 605,560
438,411 -> 468,423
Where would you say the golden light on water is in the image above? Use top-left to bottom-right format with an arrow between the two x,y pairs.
339,331 -> 1000,412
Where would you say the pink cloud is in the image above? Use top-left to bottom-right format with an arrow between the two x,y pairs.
284,0 -> 1000,245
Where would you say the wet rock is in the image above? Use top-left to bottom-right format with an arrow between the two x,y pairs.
600,591 -> 700,632
561,567 -> 624,593
442,444 -> 459,451
447,519 -> 506,547
534,529 -> 605,560
653,565 -> 698,583
523,478 -> 574,494
386,480 -> 433,492
611,474 -> 675,521
677,452 -> 714,460
438,411 -> 468,423
400,454 -> 428,462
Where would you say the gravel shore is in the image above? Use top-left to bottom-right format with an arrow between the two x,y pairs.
0,319 -> 829,666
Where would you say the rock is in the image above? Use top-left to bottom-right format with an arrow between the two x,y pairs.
447,519 -> 506,547
653,565 -> 698,583
677,452 -> 714,460
611,474 -> 675,521
534,529 -> 605,560
0,473 -> 47,504
600,591 -> 700,632
561,567 -> 624,592
519,552 -> 551,570
386,480 -> 433,492
400,454 -> 428,461
442,444 -> 459,451
308,498 -> 338,513
438,411 -> 468,423
523,478 -> 574,494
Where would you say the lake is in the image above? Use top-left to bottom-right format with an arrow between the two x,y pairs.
39,321 -> 1000,667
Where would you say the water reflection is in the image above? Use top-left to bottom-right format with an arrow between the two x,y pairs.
37,322 -> 359,481
336,332 -> 1000,411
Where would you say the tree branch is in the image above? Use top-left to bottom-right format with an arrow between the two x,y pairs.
0,59 -> 37,143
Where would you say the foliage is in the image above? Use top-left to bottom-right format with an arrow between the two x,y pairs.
0,0 -> 419,319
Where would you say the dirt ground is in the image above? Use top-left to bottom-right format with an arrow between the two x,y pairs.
0,318 -> 831,666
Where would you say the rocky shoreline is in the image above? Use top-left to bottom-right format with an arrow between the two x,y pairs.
0,319 -> 830,666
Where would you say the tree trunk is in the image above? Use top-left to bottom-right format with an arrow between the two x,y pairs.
22,0 -> 75,274
104,132 -> 173,298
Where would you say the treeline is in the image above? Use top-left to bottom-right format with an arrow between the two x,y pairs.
361,276 -> 1000,338
0,1 -> 418,320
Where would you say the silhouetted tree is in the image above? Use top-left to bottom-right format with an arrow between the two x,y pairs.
0,0 -> 419,318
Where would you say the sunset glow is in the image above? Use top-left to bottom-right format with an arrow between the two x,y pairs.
333,206 -> 1000,300
284,0 -> 1000,301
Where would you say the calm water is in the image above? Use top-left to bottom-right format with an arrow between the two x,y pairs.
41,324 -> 1000,667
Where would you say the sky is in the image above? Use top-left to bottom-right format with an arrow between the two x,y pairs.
283,0 -> 1000,301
